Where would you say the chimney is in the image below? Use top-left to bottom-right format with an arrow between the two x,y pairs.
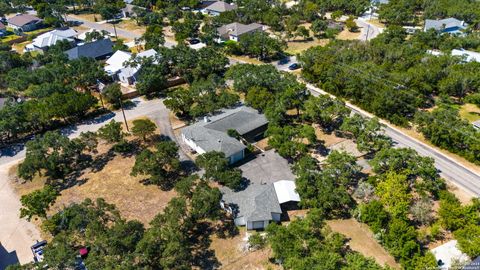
204,116 -> 210,123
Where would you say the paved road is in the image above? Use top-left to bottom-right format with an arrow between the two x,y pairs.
355,17 -> 383,41
0,97 -> 177,268
305,84 -> 480,196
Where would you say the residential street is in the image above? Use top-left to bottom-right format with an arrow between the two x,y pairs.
355,17 -> 383,41
0,97 -> 180,266
305,84 -> 480,196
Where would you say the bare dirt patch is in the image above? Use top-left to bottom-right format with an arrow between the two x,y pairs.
336,29 -> 361,40
116,19 -> 146,35
314,125 -> 346,146
286,39 -> 329,54
327,218 -> 401,269
52,153 -> 176,225
210,228 -> 280,270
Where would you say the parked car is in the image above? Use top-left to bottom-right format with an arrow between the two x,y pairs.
278,58 -> 290,65
188,38 -> 201,45
31,240 -> 47,262
288,63 -> 300,70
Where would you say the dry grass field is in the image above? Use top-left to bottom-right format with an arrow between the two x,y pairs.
327,219 -> 401,269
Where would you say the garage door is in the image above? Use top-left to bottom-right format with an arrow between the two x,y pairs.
251,221 -> 265,230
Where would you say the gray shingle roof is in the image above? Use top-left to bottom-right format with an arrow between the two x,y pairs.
0,22 -> 5,30
217,22 -> 264,38
7,14 -> 42,27
424,18 -> 466,31
181,106 -> 267,157
205,1 -> 237,12
221,183 -> 282,222
65,38 -> 113,60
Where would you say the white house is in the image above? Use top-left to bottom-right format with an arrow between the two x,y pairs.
24,28 -> 77,52
452,49 -> 480,62
104,49 -> 158,85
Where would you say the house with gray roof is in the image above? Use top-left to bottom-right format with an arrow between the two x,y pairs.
203,1 -> 237,16
217,22 -> 264,42
424,18 -> 467,35
7,14 -> 42,32
181,106 -> 268,164
64,38 -> 113,60
221,180 -> 300,230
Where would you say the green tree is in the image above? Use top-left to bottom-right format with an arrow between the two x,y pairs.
131,141 -> 181,189
20,185 -> 58,221
94,0 -> 125,39
98,120 -> 124,144
102,82 -> 123,109
303,94 -> 350,131
196,151 -> 243,190
142,24 -> 165,50
455,224 -> 480,258
376,171 -> 412,219
164,87 -> 195,117
18,131 -> 85,181
131,118 -> 157,141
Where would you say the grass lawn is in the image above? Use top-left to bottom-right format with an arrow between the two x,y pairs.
327,219 -> 401,269
24,27 -> 53,36
366,19 -> 386,28
116,19 -> 146,35
286,38 -> 329,54
459,103 -> 480,123
11,41 -> 30,53
336,29 -> 361,40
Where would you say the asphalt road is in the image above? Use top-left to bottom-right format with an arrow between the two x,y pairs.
305,84 -> 480,196
355,17 -> 383,41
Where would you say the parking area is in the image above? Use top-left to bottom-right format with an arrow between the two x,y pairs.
238,150 -> 296,185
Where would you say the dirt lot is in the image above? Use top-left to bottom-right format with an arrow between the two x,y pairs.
327,219 -> 401,269
53,152 -> 176,225
286,39 -> 329,54
210,228 -> 280,270
116,19 -> 146,36
11,119 -> 176,227
336,29 -> 361,40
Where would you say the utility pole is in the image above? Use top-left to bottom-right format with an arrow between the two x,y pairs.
365,24 -> 371,41
119,97 -> 129,132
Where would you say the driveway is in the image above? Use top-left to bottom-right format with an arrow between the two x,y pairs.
0,97 -> 180,268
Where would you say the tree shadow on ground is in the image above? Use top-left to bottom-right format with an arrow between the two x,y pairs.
190,221 -> 221,270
